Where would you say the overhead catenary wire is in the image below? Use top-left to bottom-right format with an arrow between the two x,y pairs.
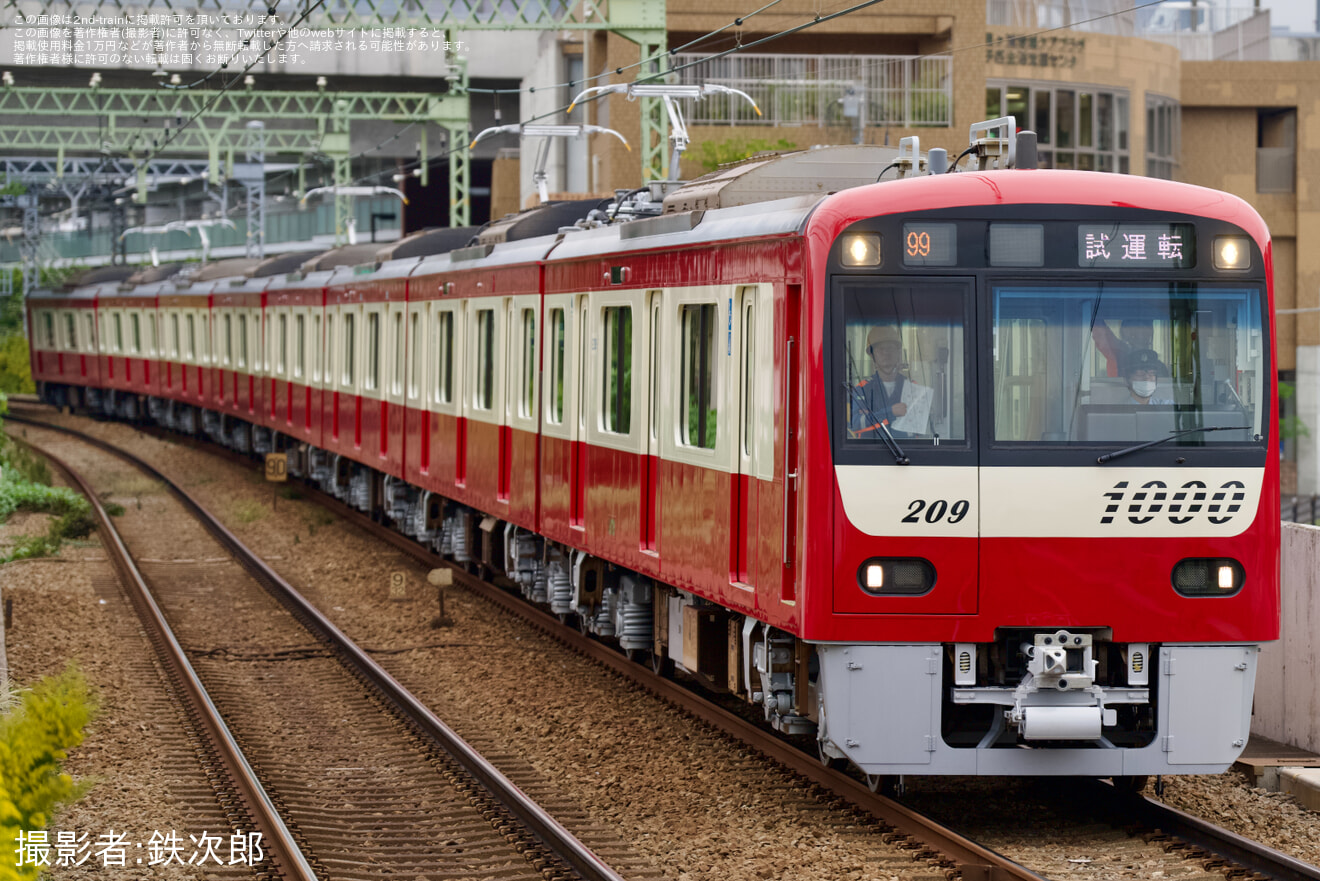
339,0 -> 892,190
126,0 -> 328,178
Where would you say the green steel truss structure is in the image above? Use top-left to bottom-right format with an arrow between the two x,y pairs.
1,0 -> 668,243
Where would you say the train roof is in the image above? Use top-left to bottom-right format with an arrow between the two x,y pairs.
300,243 -> 387,273
252,250 -> 325,278
125,262 -> 187,285
548,194 -> 821,263
662,144 -> 903,213
415,234 -> 556,277
478,198 -> 612,246
379,227 -> 480,260
187,258 -> 262,281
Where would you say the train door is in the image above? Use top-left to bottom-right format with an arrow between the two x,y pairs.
641,289 -> 663,554
780,284 -> 802,605
570,293 -> 590,528
734,285 -> 772,587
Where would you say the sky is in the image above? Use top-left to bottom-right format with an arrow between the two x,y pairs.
1258,0 -> 1317,32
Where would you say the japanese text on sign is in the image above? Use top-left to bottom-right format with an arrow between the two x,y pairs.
1077,224 -> 1195,269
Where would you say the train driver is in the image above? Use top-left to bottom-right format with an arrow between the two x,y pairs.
850,324 -> 933,438
1123,348 -> 1174,405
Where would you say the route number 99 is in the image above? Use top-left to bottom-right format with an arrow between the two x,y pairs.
902,498 -> 970,524
906,230 -> 932,257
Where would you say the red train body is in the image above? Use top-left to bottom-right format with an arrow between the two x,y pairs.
30,147 -> 1278,780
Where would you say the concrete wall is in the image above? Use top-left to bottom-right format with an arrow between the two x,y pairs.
1254,522 -> 1320,753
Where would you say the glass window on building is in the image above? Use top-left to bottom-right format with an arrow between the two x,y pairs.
986,82 -> 1131,173
1146,94 -> 1180,180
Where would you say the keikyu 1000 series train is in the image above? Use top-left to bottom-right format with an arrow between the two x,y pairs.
28,121 -> 1279,785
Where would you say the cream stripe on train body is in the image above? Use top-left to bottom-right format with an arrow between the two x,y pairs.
835,465 -> 1263,539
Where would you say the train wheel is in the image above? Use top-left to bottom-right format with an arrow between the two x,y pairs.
867,775 -> 904,798
1112,775 -> 1149,794
817,741 -> 848,772
650,650 -> 674,678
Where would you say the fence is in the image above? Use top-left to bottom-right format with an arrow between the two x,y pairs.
1,196 -> 403,265
672,53 -> 952,129
1282,496 -> 1320,524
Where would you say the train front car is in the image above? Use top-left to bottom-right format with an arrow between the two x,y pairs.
806,169 -> 1278,778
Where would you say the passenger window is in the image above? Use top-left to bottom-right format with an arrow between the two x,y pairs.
114,314 -> 124,353
435,310 -> 454,404
547,308 -> 565,424
64,314 -> 76,350
312,314 -> 322,383
602,305 -> 632,434
520,308 -> 536,418
742,299 -> 755,457
172,314 -> 181,358
366,312 -> 380,391
680,303 -> 718,449
408,311 -> 421,399
238,314 -> 248,368
344,312 -> 357,388
130,314 -> 141,354
649,298 -> 661,442
147,314 -> 157,356
278,313 -> 288,376
474,308 -> 494,410
392,311 -> 404,396
186,315 -> 197,362
83,314 -> 94,353
294,315 -> 305,379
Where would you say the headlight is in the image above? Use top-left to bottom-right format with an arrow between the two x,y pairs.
1213,236 -> 1251,270
1172,558 -> 1244,597
857,558 -> 935,596
841,233 -> 882,267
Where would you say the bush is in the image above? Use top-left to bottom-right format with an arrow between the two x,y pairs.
0,464 -> 94,564
694,137 -> 798,173
0,667 -> 96,881
0,336 -> 33,396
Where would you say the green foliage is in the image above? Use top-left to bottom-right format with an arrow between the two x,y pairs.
695,137 -> 798,173
1280,381 -> 1309,440
0,336 -> 33,397
102,502 -> 125,517
0,445 -> 94,562
0,181 -> 26,198
0,666 -> 96,880
233,499 -> 265,524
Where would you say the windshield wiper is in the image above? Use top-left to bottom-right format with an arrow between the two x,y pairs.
842,381 -> 910,465
1096,425 -> 1255,464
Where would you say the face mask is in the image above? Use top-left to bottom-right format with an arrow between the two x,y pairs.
1131,380 -> 1157,398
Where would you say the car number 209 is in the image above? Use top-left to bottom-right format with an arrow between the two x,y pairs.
902,499 -> 971,524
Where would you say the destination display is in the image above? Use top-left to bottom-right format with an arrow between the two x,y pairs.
1077,223 -> 1195,269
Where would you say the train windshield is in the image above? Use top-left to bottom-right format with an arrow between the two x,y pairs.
993,283 -> 1266,445
838,281 -> 969,443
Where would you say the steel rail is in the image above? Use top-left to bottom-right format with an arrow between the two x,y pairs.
22,405 -> 1320,881
5,412 -> 628,881
1092,781 -> 1320,881
297,486 -> 1045,881
9,432 -> 319,881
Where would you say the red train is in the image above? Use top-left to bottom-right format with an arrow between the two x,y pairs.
29,126 -> 1278,783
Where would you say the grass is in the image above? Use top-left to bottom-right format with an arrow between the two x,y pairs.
99,474 -> 164,497
233,500 -> 265,524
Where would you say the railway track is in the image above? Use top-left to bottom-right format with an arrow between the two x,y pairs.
11,404 -> 1320,881
10,415 -> 649,881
